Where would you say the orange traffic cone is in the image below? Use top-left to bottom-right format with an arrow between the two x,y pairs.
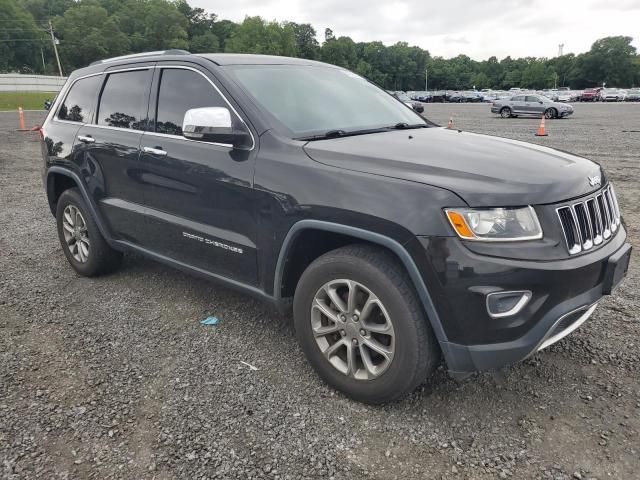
17,107 -> 30,132
447,116 -> 454,129
535,114 -> 548,137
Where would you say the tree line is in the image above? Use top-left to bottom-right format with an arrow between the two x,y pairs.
2,0 -> 639,90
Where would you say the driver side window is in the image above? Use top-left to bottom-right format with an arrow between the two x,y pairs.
155,68 -> 227,136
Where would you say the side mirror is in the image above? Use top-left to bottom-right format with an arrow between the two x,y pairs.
412,103 -> 424,114
44,100 -> 51,111
539,101 -> 544,104
182,107 -> 251,149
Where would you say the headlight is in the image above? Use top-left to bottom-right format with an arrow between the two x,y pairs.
445,206 -> 543,241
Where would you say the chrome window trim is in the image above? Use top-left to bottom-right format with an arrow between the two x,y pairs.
142,130 -> 233,149
50,64 -> 256,151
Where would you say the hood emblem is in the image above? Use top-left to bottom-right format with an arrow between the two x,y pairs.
588,175 -> 601,187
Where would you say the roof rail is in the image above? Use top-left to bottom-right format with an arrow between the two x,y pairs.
90,50 -> 191,66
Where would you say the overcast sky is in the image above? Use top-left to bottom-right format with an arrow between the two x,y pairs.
192,0 -> 640,60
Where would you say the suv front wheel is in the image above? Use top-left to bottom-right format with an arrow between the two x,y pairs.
293,244 -> 439,404
56,188 -> 122,276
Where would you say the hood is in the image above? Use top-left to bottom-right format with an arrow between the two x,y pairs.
303,127 -> 603,207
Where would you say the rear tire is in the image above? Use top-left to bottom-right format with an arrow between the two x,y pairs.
56,188 -> 122,276
500,107 -> 512,118
293,244 -> 440,404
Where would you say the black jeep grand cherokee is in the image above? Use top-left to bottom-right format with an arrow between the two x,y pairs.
40,51 -> 631,403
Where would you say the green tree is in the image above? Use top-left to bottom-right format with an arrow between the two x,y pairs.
581,36 -> 637,87
0,0 -> 46,73
320,36 -> 357,69
54,1 -> 130,72
286,22 -> 319,59
225,16 -> 296,56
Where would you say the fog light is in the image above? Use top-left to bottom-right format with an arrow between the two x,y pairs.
486,290 -> 532,318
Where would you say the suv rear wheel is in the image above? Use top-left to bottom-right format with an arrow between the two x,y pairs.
56,188 -> 122,276
293,244 -> 439,404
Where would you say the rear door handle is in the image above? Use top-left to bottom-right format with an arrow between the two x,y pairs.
77,135 -> 95,144
142,146 -> 167,156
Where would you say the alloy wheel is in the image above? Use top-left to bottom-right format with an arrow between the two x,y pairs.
311,279 -> 395,380
62,204 -> 90,263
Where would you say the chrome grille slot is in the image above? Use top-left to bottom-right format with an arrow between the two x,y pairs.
556,185 -> 621,255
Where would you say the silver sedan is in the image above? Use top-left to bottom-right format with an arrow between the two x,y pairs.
491,94 -> 574,119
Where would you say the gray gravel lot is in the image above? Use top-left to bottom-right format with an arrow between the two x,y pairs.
1,104 -> 639,479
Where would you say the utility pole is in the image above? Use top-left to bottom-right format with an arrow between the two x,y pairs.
425,67 -> 428,92
48,20 -> 63,77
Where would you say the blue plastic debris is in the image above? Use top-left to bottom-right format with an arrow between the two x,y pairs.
201,316 -> 220,326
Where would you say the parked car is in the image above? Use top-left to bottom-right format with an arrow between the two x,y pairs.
624,89 -> 640,101
391,91 -> 425,113
555,91 -> 573,102
491,94 -> 574,118
40,51 -> 630,404
580,88 -> 601,101
599,88 -> 626,102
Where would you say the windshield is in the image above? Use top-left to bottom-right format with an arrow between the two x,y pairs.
227,65 -> 426,138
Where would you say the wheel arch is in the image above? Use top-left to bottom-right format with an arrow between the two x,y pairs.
46,167 -> 114,245
274,220 -> 449,344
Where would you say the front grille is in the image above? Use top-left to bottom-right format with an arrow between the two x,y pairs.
556,185 -> 621,255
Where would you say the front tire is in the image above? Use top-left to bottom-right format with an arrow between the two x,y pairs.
500,107 -> 512,118
544,108 -> 557,119
293,244 -> 439,404
56,188 -> 122,276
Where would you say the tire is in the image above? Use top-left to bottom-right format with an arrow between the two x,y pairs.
500,107 -> 512,118
544,108 -> 557,119
293,244 -> 440,404
56,188 -> 122,276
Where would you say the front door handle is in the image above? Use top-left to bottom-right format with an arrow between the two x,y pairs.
142,146 -> 167,156
77,135 -> 95,144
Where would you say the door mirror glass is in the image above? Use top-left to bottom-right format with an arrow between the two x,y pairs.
182,107 -> 252,149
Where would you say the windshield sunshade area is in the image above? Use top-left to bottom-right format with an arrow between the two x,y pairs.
227,64 -> 427,139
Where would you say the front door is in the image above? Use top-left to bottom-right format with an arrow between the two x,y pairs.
524,95 -> 545,116
137,65 -> 258,285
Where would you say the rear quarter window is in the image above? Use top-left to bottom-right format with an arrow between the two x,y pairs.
57,75 -> 101,123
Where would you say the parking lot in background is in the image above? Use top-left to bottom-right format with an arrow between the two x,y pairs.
1,105 -> 638,479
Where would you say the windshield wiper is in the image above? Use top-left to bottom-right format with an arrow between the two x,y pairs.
389,123 -> 428,130
296,123 -> 428,141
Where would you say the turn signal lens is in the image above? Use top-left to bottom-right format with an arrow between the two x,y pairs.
445,210 -> 475,239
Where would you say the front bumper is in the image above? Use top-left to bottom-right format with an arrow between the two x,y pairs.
412,229 -> 630,377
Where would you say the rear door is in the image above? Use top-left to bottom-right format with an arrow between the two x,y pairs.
509,95 -> 526,113
75,65 -> 154,243
137,65 -> 258,285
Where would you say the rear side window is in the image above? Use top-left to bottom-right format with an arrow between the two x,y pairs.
511,95 -> 525,102
155,68 -> 227,136
98,70 -> 151,130
57,75 -> 101,123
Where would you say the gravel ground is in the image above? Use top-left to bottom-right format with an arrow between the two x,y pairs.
1,104 -> 639,480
